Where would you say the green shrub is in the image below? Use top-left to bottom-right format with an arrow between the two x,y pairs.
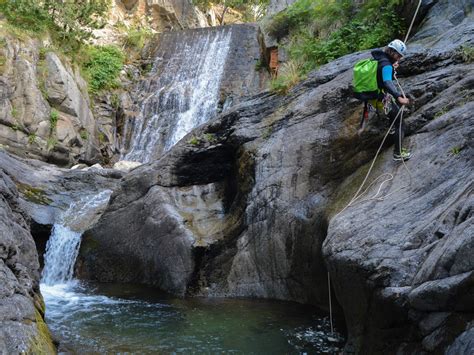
123,27 -> 152,52
0,48 -> 7,74
270,59 -> 304,94
46,137 -> 57,151
50,109 -> 59,129
449,146 -> 462,156
110,93 -> 120,109
255,59 -> 268,72
459,45 -> 474,63
28,132 -> 36,144
0,0 -> 51,34
266,11 -> 292,40
0,0 -> 110,52
203,133 -> 217,143
38,46 -> 53,60
188,136 -> 200,145
98,132 -> 106,144
79,129 -> 88,140
80,45 -> 125,94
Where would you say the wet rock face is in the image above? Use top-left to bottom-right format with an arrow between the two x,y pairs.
79,0 -> 472,352
323,104 -> 473,353
80,46 -> 367,304
322,1 -> 474,353
0,168 -> 53,353
1,151 -> 124,226
78,184 -> 197,294
0,33 -> 101,166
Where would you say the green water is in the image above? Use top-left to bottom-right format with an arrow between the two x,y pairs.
41,282 -> 344,353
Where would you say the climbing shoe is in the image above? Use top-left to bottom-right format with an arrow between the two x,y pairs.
393,149 -> 412,161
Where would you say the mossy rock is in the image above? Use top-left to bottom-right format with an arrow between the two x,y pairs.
28,308 -> 56,354
16,182 -> 52,205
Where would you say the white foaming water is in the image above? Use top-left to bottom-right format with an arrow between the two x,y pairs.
123,28 -> 233,163
41,190 -> 112,286
41,225 -> 82,285
41,281 -> 129,310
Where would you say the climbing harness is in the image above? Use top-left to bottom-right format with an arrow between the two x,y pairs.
326,0 -> 422,334
382,94 -> 393,115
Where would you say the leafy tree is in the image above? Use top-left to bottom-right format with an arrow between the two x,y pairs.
0,0 -> 110,50
193,0 -> 270,24
0,0 -> 51,32
54,0 -> 109,49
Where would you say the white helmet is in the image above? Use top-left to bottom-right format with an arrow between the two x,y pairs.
387,39 -> 407,57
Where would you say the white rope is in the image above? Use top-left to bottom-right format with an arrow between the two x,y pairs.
332,106 -> 402,219
404,0 -> 423,43
328,271 -> 334,334
333,75 -> 413,221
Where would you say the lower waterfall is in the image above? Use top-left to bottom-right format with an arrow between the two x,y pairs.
41,190 -> 113,285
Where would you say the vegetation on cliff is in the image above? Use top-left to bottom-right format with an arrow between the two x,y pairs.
81,45 -> 125,94
0,0 -> 126,95
0,0 -> 109,51
267,0 -> 405,93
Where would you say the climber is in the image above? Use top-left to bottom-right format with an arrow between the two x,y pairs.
353,39 -> 412,161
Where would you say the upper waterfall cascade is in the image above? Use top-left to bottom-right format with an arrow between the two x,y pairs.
122,27 -> 233,163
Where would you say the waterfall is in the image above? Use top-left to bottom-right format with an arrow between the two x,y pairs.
122,27 -> 233,163
41,190 -> 112,285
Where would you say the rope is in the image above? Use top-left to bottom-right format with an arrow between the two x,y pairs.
333,76 -> 412,217
325,0 -> 421,337
328,271 -> 334,334
404,0 -> 423,43
331,107 -> 401,219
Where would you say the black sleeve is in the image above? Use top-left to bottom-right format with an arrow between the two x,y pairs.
384,80 -> 402,99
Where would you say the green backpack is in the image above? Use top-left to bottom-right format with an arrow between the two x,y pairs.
353,59 -> 380,100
